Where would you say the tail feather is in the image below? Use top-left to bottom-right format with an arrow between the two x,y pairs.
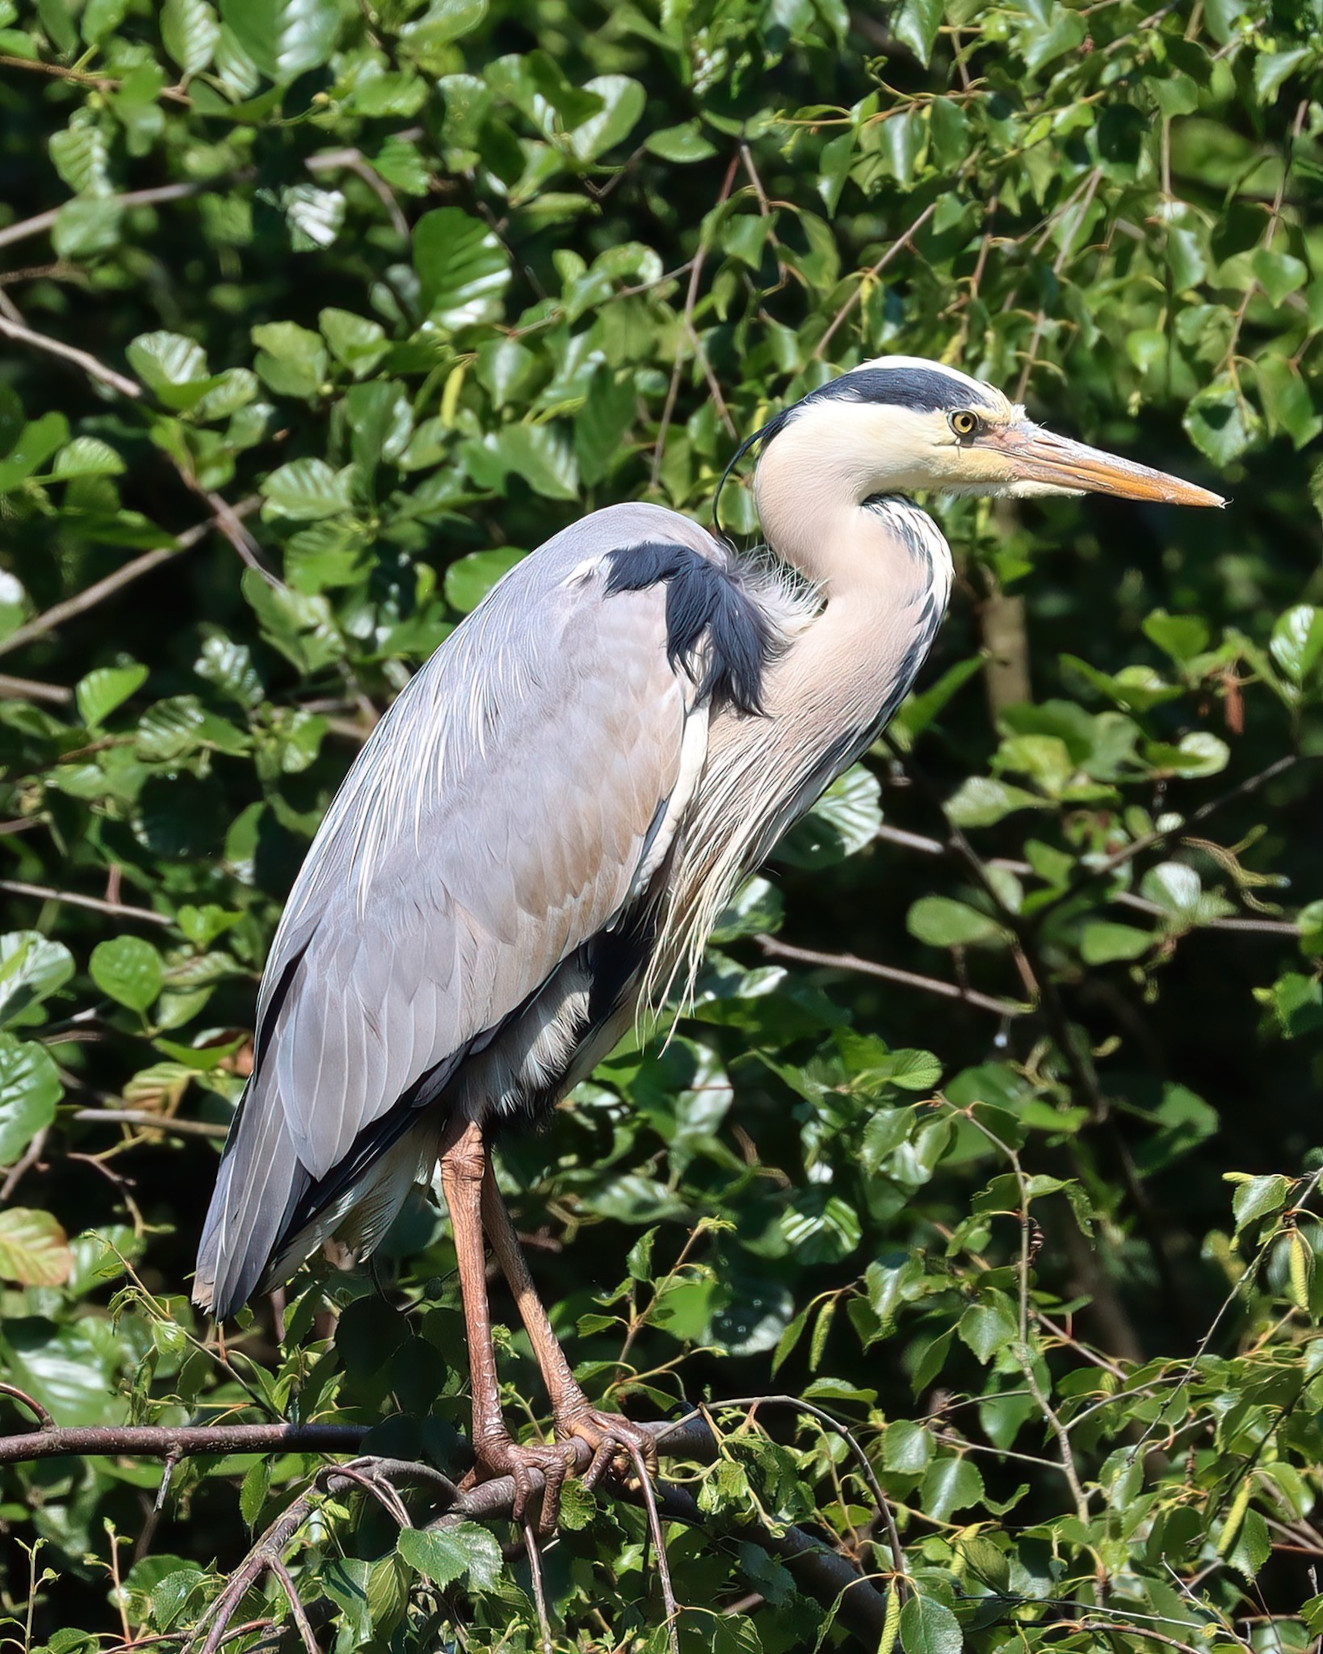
194,1080 -> 309,1321
194,1078 -> 438,1321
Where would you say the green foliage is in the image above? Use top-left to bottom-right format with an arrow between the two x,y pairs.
0,0 -> 1321,1650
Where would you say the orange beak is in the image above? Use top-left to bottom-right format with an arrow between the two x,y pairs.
983,422 -> 1225,507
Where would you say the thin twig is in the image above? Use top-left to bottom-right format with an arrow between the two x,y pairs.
0,1383 -> 56,1431
0,878 -> 171,927
0,181 -> 202,253
521,1518 -> 554,1654
0,672 -> 72,704
0,311 -> 141,398
0,499 -> 258,661
71,1108 -> 230,1141
651,151 -> 740,488
0,1126 -> 50,1202
266,1557 -> 318,1654
815,202 -> 938,359
757,933 -> 1029,1018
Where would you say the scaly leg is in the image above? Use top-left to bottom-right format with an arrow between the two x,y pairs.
481,1162 -> 658,1490
438,1120 -> 575,1527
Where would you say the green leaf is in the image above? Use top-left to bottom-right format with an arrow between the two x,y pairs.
51,435 -> 126,479
261,457 -> 355,520
319,308 -> 388,378
958,1294 -> 1019,1362
882,1418 -> 933,1472
0,1035 -> 62,1164
0,933 -> 75,1027
1230,1172 -> 1290,1230
90,936 -> 165,1014
218,0 -> 340,81
49,121 -> 109,195
775,764 -> 881,868
1270,605 -> 1323,684
900,1592 -> 962,1654
76,662 -> 148,727
414,208 -> 510,331
1251,248 -> 1307,308
1142,610 -> 1209,663
1253,47 -> 1313,104
397,1522 -> 502,1591
1184,375 -> 1259,465
1079,921 -> 1151,965
52,197 -> 122,258
645,120 -> 716,163
779,1191 -> 861,1264
564,74 -> 645,162
0,1208 -> 71,1286
161,0 -> 219,73
945,775 -> 1046,828
126,332 -> 211,410
893,0 -> 943,65
251,321 -> 328,399
921,1454 -> 985,1522
462,425 -> 578,501
907,896 -> 1004,948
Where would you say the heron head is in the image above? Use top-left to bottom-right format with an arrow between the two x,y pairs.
758,356 -> 1224,508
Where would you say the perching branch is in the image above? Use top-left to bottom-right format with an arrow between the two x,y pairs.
0,1397 -> 889,1648
0,1417 -> 367,1468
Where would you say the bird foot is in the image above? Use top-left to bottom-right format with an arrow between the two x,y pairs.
555,1404 -> 658,1493
468,1433 -> 578,1532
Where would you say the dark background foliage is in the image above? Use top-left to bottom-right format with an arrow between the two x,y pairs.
0,0 -> 1320,1649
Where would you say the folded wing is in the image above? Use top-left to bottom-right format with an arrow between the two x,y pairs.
194,505 -> 762,1318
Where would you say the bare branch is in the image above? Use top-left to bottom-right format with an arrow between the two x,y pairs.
0,878 -> 171,927
71,1108 -> 230,1141
0,181 -> 203,253
0,311 -> 142,398
0,499 -> 258,661
757,932 -> 1029,1018
0,672 -> 71,704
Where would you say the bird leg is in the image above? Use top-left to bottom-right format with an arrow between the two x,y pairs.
437,1120 -> 575,1528
481,1163 -> 658,1492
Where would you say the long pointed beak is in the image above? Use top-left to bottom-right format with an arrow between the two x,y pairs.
984,422 -> 1225,507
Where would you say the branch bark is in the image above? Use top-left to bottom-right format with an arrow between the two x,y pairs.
0,1419 -> 366,1466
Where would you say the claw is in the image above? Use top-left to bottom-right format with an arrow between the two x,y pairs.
556,1406 -> 658,1495
473,1436 -> 578,1533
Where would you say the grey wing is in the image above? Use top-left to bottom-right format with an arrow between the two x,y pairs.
195,505 -> 720,1319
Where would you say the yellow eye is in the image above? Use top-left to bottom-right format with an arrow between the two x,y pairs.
950,410 -> 981,438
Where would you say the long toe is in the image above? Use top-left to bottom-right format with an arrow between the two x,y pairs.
556,1406 -> 658,1489
474,1436 -> 579,1531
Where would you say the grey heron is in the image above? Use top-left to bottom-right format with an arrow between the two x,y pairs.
195,356 -> 1221,1513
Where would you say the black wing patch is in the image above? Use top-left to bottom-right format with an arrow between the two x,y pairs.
603,539 -> 775,716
